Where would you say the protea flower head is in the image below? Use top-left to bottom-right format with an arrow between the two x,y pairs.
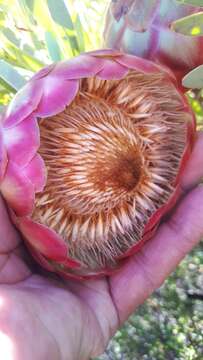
104,0 -> 203,82
0,50 -> 195,279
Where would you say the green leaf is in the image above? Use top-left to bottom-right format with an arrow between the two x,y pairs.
32,0 -> 53,31
46,0 -> 80,56
0,89 -> 12,105
0,79 -> 12,94
0,10 -> 5,23
2,28 -> 20,47
171,12 -> 203,36
45,31 -> 62,61
177,0 -> 203,6
0,60 -> 26,91
64,31 -> 80,54
24,0 -> 34,11
18,0 -> 37,28
0,36 -> 45,71
47,0 -> 74,30
23,44 -> 35,57
74,15 -> 85,52
182,65 -> 203,89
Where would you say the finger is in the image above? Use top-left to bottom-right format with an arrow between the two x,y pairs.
181,131 -> 203,190
110,185 -> 203,324
0,196 -> 21,252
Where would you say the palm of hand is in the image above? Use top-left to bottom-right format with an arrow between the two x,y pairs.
0,133 -> 203,360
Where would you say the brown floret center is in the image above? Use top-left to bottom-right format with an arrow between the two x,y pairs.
106,150 -> 142,192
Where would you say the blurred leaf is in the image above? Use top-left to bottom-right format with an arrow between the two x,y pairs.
0,10 -> 5,23
178,0 -> 203,5
22,44 -> 35,56
24,0 -> 34,11
45,31 -> 62,61
0,60 -> 26,91
0,89 -> 12,105
0,81 -> 13,95
47,0 -> 74,30
32,0 -> 53,31
0,37 -> 45,71
18,0 -> 37,27
46,0 -> 80,55
74,15 -> 85,52
172,12 -> 203,36
2,28 -> 20,47
26,0 -> 71,59
64,31 -> 80,54
183,65 -> 203,88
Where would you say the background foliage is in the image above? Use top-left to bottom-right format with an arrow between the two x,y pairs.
0,0 -> 108,108
98,247 -> 203,360
0,1 -> 202,359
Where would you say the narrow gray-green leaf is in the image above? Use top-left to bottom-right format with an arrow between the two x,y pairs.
24,0 -> 34,11
2,28 -> 20,46
0,10 -> 5,22
47,0 -> 74,30
23,44 -> 35,57
0,78 -> 16,93
1,38 -> 45,71
0,90 -> 11,105
18,0 -> 36,27
0,60 -> 27,91
45,31 -> 62,61
64,32 -> 80,54
182,65 -> 203,89
171,12 -> 203,36
75,15 -> 85,52
177,0 -> 203,6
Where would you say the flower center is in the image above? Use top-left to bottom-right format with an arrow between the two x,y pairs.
33,70 -> 189,271
37,96 -> 145,216
105,150 -> 142,192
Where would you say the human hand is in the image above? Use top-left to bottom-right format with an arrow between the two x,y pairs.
0,133 -> 203,360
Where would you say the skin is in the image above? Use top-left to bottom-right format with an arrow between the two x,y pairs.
0,133 -> 203,360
